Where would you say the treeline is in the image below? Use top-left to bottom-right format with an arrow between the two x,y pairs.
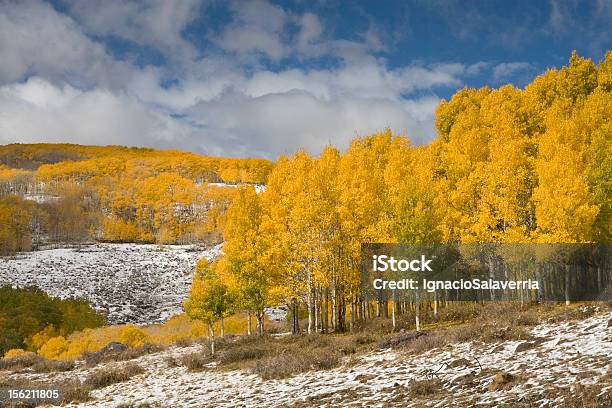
0,286 -> 106,356
0,146 -> 273,253
185,52 -> 611,338
0,144 -> 273,183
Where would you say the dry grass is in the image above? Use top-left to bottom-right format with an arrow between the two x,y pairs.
178,350 -> 213,371
84,343 -> 164,366
0,376 -> 92,405
378,302 -> 602,355
253,348 -> 341,380
84,363 -> 145,389
61,379 -> 94,404
169,331 -> 375,379
0,353 -> 76,373
0,353 -> 42,371
31,358 -> 76,373
408,378 -> 446,397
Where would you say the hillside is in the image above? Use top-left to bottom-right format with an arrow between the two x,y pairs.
0,144 -> 274,253
2,305 -> 610,407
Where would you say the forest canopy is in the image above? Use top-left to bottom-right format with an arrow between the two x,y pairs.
0,51 -> 610,255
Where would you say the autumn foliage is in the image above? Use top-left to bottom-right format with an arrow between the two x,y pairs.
0,146 -> 273,252
188,52 -> 611,334
1,52 -> 610,355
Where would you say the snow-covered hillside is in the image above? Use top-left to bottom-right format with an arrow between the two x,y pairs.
0,244 -> 221,324
4,308 -> 610,407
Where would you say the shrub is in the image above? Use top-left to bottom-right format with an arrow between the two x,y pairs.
120,325 -> 149,348
3,348 -> 27,359
27,325 -> 59,351
38,336 -> 69,359
253,348 -> 340,380
0,286 -> 105,356
0,352 -> 41,370
61,379 -> 93,403
84,363 -> 145,389
32,358 -> 75,373
218,341 -> 270,365
180,351 -> 212,371
409,379 -> 445,397
83,343 -> 163,366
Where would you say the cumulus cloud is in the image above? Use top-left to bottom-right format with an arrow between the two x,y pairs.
186,90 -> 440,157
0,0 -> 538,159
62,0 -> 201,60
0,0 -> 133,87
492,62 -> 533,82
0,77 -> 197,149
214,0 -> 289,60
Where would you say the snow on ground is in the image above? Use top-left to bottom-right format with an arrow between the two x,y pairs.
0,244 -> 221,324
7,308 -> 609,407
207,183 -> 266,193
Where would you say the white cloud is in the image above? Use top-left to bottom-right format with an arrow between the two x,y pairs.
0,0 -> 132,87
0,0 -> 538,159
186,90 -> 439,157
62,0 -> 201,59
0,77 -> 196,149
492,62 -> 533,82
214,0 -> 289,60
297,13 -> 324,52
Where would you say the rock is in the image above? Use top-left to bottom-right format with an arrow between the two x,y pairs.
378,331 -> 426,349
607,318 -> 612,328
100,342 -> 128,353
488,372 -> 515,391
448,358 -> 470,368
84,341 -> 129,365
514,341 -> 536,353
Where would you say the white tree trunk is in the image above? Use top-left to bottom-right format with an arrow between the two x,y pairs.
208,323 -> 215,357
415,291 -> 421,332
391,290 -> 397,331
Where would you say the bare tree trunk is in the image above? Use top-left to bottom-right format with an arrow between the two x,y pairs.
323,288 -> 329,333
433,288 -> 438,318
349,295 -> 355,331
220,317 -> 225,337
307,270 -> 314,334
415,291 -> 421,332
292,299 -> 300,334
247,311 -> 252,336
597,267 -> 602,291
208,323 -> 215,357
565,264 -> 571,306
256,309 -> 264,336
391,290 -> 397,331
331,286 -> 336,331
337,293 -> 345,332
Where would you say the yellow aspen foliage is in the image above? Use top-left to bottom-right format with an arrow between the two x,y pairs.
3,349 -> 29,359
38,336 -> 69,359
27,325 -> 59,352
119,324 -> 149,347
184,259 -> 238,329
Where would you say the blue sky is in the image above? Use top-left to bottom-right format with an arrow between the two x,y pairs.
0,0 -> 610,159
